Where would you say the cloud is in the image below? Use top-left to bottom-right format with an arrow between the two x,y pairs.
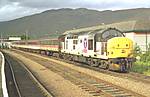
6,0 -> 79,9
6,0 -> 150,9
0,0 -> 150,21
0,2 -> 43,21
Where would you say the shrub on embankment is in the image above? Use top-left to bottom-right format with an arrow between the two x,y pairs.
131,45 -> 150,76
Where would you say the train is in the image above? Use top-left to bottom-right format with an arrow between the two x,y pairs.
11,27 -> 134,72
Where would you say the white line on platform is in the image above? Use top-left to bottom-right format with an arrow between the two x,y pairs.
1,52 -> 9,97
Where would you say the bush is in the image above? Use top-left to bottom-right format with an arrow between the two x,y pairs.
132,45 -> 150,75
132,61 -> 150,74
140,51 -> 150,62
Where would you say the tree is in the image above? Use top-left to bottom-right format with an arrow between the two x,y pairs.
20,35 -> 30,40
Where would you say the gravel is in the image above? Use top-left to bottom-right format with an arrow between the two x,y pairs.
4,50 -> 94,97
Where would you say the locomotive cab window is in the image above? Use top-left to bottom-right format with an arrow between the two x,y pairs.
101,29 -> 124,42
88,39 -> 93,50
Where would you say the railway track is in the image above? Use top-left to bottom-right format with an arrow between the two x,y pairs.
67,59 -> 150,84
10,50 -> 146,97
4,53 -> 53,97
13,49 -> 150,84
48,54 -> 150,84
42,61 -> 144,97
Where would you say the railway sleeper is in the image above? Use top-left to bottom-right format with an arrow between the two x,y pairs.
92,83 -> 106,86
104,89 -> 122,92
89,90 -> 101,94
95,85 -> 110,88
102,87 -> 115,90
113,93 -> 132,97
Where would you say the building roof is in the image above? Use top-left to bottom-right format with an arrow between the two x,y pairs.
63,20 -> 150,35
109,20 -> 150,32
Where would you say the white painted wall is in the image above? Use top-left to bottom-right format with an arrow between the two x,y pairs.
125,32 -> 150,52
8,37 -> 21,41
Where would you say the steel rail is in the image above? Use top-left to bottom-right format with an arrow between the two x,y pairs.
5,58 -> 22,97
17,60 -> 54,97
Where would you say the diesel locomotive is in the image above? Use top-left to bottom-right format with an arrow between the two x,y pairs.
11,28 -> 133,72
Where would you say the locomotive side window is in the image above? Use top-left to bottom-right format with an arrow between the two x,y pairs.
88,39 -> 93,50
73,40 -> 78,44
73,40 -> 78,50
73,45 -> 75,50
80,40 -> 82,43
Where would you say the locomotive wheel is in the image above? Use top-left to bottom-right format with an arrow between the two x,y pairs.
99,61 -> 108,69
120,64 -> 127,72
91,59 -> 99,67
72,55 -> 79,62
87,58 -> 92,66
68,55 -> 73,61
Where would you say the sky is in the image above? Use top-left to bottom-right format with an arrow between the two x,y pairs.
0,0 -> 150,21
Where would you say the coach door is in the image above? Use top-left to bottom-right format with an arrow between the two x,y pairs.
58,35 -> 65,52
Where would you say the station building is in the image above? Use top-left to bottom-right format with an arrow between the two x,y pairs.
107,20 -> 150,52
64,20 -> 150,52
0,37 -> 21,48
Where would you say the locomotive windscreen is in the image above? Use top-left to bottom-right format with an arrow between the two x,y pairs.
95,28 -> 124,42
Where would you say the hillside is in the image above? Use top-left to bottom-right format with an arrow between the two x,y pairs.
0,8 -> 150,39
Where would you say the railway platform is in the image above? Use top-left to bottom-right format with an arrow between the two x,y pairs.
0,53 -> 3,97
0,51 -> 8,97
0,51 -> 53,97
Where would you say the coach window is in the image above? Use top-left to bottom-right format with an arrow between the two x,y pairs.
88,39 -> 93,50
54,40 -> 56,45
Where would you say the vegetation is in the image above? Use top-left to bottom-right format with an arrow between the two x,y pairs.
20,35 -> 30,40
131,44 -> 150,76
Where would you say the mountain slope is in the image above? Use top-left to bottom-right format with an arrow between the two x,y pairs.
0,8 -> 150,39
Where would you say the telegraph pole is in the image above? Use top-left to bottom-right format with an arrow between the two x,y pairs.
146,31 -> 148,52
25,30 -> 28,45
